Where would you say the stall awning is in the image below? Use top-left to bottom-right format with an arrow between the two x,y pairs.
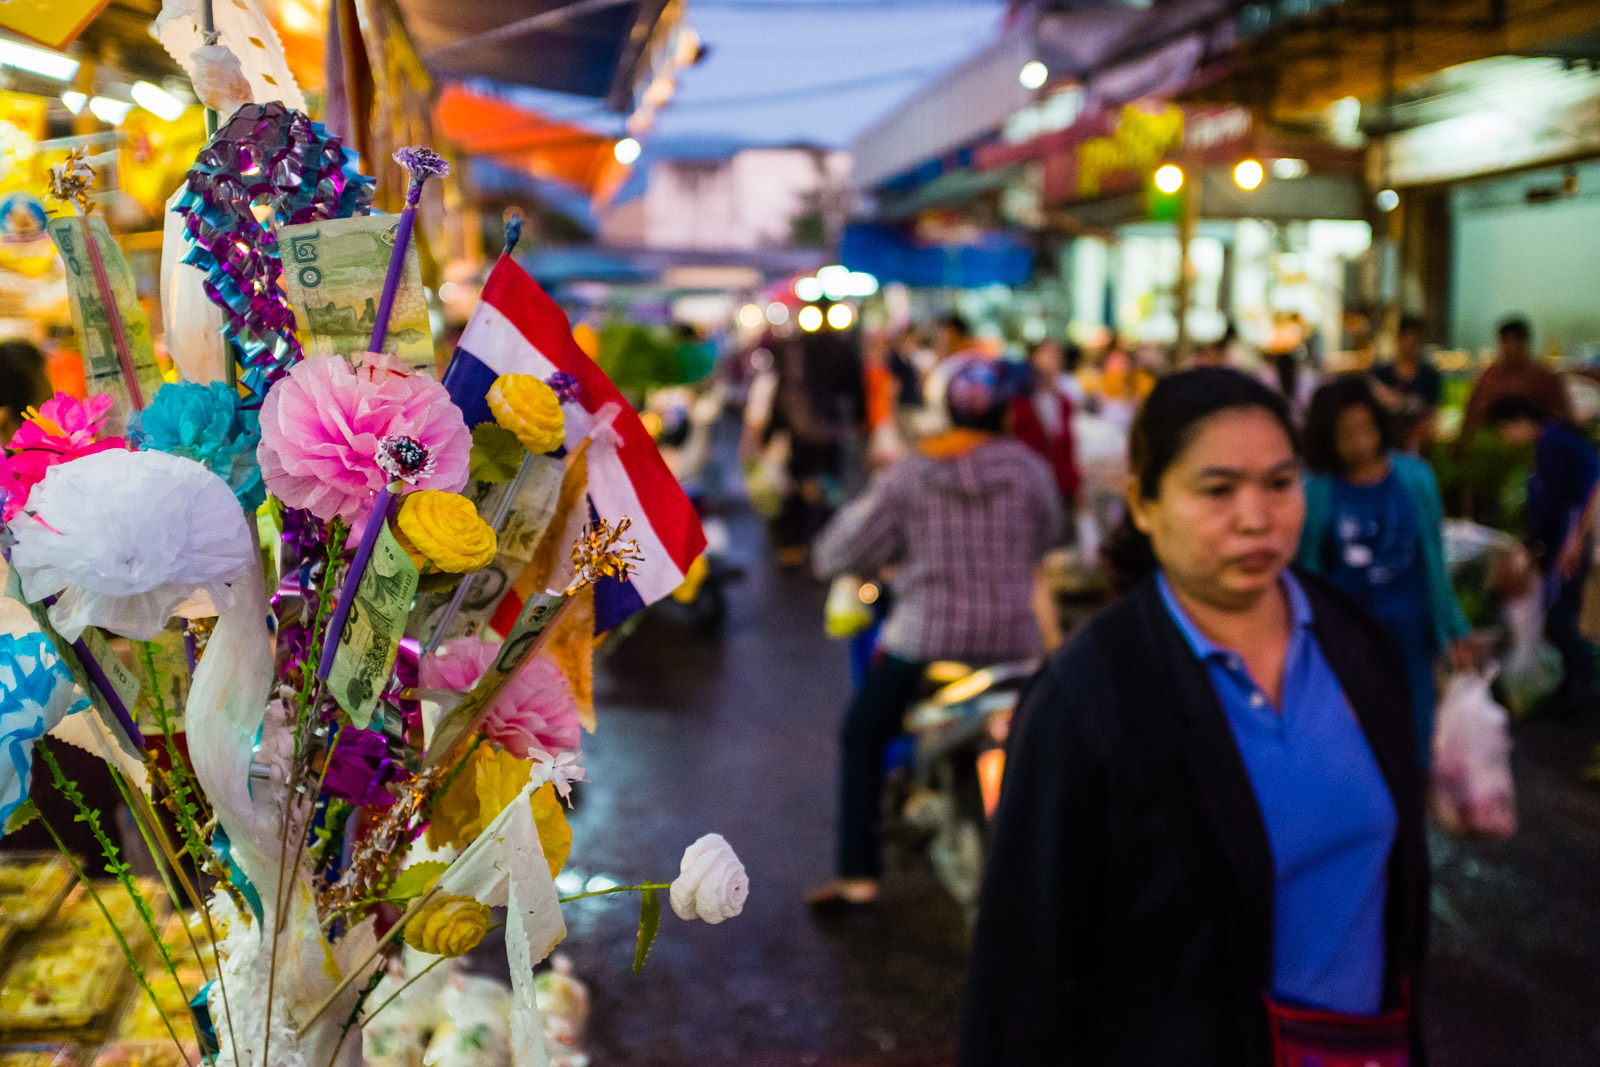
437,84 -> 629,202
840,224 -> 1033,290
399,0 -> 675,110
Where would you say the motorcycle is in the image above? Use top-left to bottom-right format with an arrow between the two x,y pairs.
888,659 -> 1039,924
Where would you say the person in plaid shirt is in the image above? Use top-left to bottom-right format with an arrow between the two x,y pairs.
807,356 -> 1062,909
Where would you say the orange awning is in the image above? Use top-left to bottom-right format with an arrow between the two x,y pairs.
436,85 -> 629,204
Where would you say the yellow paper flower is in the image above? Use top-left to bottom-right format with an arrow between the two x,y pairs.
397,490 -> 497,572
403,893 -> 491,957
427,744 -> 533,850
488,374 -> 565,454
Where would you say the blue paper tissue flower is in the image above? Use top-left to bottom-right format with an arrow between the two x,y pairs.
0,632 -> 89,829
132,381 -> 265,511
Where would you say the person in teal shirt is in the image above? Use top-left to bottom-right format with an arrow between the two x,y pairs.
1298,375 -> 1473,765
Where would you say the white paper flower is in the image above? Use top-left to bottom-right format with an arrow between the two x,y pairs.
529,749 -> 586,805
10,450 -> 255,640
669,833 -> 748,925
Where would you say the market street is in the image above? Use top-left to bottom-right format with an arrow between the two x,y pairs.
558,497 -> 1600,1067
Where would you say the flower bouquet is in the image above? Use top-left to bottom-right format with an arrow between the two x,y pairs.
0,110 -> 740,1067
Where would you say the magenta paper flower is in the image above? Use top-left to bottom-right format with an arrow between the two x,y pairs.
0,454 -> 24,523
257,353 -> 471,527
5,393 -> 127,503
419,635 -> 581,759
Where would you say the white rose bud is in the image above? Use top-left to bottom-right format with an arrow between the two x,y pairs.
669,834 -> 749,924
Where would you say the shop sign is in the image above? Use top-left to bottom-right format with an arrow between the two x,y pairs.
1385,91 -> 1600,186
1077,103 -> 1184,197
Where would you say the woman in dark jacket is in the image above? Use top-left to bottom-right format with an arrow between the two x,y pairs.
960,367 -> 1429,1066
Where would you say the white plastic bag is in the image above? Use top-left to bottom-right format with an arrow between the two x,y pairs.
1500,583 -> 1563,717
1431,668 -> 1517,839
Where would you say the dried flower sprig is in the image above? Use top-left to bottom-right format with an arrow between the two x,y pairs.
35,740 -> 198,1066
46,148 -> 96,215
568,517 -> 643,593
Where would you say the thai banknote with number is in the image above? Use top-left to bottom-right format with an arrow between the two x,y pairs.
329,521 -> 421,728
424,590 -> 566,767
277,215 -> 435,373
408,455 -> 566,648
47,214 -> 163,434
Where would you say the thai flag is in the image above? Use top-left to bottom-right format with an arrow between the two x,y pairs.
443,256 -> 705,631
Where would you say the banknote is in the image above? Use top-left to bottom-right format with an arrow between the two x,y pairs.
408,455 -> 566,648
277,215 -> 435,373
132,624 -> 192,734
424,590 -> 566,767
47,214 -> 163,434
329,521 -> 421,729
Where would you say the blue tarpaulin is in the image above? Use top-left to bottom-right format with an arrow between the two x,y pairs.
840,224 -> 1033,289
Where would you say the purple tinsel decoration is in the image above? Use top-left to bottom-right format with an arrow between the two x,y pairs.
175,102 -> 375,397
545,371 -> 581,405
321,727 -> 406,809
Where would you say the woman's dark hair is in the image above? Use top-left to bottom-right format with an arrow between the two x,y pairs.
1105,368 -> 1298,590
1128,367 -> 1297,499
1483,393 -> 1548,428
1301,374 -> 1396,475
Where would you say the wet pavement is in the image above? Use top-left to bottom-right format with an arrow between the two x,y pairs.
560,502 -> 1600,1066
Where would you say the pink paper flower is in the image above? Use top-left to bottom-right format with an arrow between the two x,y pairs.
5,393 -> 127,506
420,635 -> 582,759
257,353 -> 471,527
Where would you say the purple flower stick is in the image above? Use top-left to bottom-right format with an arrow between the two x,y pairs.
316,487 -> 396,681
367,147 -> 449,355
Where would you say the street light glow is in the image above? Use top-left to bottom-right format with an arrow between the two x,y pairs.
738,303 -> 765,329
614,137 -> 642,164
827,304 -> 853,330
1019,61 -> 1048,90
1376,188 -> 1400,212
132,81 -> 187,121
1234,159 -> 1264,191
797,306 -> 823,332
0,40 -> 79,81
765,302 -> 789,326
88,96 -> 134,125
794,276 -> 823,302
1154,164 -> 1184,194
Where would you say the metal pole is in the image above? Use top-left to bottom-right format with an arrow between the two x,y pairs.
1173,161 -> 1200,368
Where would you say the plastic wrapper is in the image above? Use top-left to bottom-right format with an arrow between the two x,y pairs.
0,855 -> 72,931
0,934 -> 127,1029
422,976 -> 512,1067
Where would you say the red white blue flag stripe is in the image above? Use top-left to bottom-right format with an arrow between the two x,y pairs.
443,256 -> 705,621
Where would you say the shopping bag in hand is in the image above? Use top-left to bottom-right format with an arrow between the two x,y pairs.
1432,667 -> 1517,839
1499,584 -> 1562,717
824,574 -> 875,639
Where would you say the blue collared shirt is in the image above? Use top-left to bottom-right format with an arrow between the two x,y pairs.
1158,571 -> 1398,1016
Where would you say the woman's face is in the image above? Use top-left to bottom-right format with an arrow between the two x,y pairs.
1333,403 -> 1383,472
1031,341 -> 1063,378
1129,407 -> 1304,610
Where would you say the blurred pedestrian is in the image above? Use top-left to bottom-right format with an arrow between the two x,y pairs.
0,339 -> 50,445
807,357 -> 1061,909
769,310 -> 866,566
1486,395 -> 1600,716
963,368 -> 1427,1065
1011,339 -> 1081,508
1461,316 -> 1570,443
1298,375 -> 1473,765
1371,315 -> 1443,451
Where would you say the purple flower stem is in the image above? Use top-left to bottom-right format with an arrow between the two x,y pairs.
365,181 -> 423,355
317,486 -> 396,681
71,636 -> 144,746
